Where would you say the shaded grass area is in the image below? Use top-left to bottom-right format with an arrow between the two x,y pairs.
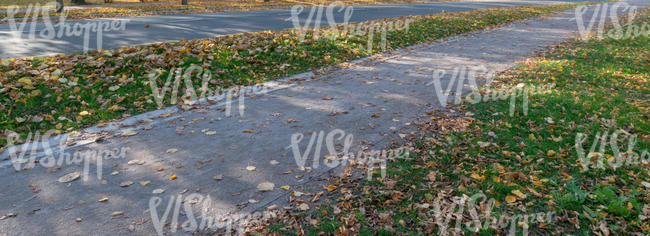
262,9 -> 649,235
0,2 -> 599,145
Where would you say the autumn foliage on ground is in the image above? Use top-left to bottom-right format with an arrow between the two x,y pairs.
0,3 -> 593,145
241,9 -> 649,235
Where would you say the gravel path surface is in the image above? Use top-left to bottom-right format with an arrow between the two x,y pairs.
0,1 -> 648,235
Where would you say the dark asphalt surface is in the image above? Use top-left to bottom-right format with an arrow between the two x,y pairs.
0,0 -> 590,59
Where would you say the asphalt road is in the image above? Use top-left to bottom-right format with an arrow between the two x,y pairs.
0,0 -> 589,59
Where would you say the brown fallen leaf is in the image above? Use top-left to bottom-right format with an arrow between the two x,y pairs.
312,191 -> 324,202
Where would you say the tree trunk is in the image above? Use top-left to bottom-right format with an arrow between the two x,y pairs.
181,0 -> 188,5
56,0 -> 64,13
72,0 -> 87,4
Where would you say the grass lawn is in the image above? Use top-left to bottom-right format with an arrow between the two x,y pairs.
0,2 -> 600,146
257,7 -> 649,235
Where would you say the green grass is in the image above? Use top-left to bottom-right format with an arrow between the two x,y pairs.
261,8 -> 649,235
0,2 -> 601,145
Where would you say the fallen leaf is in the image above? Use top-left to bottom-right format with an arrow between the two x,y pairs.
166,148 -> 178,153
120,181 -> 134,187
511,189 -> 526,199
298,203 -> 310,211
641,181 -> 650,188
0,213 -> 18,220
280,185 -> 291,190
58,172 -> 81,183
326,185 -> 337,192
169,175 -> 177,180
127,160 -> 145,165
246,166 -> 256,171
139,181 -> 151,186
152,189 -> 165,194
505,195 -> 517,203
121,129 -> 138,137
477,141 -> 490,148
213,175 -> 224,181
257,182 -> 275,192
470,173 -> 483,181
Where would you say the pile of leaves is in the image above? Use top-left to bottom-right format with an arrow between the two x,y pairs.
0,2 -> 596,145
236,8 -> 650,235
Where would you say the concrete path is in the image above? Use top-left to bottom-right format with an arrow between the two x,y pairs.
0,0 -> 591,59
1,0 -> 648,235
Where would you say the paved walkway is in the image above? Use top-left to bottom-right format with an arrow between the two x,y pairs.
1,0 -> 648,235
0,0 -> 590,59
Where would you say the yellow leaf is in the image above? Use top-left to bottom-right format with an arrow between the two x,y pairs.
17,78 -> 32,85
169,175 -> 177,180
511,190 -> 525,198
280,185 -> 291,190
326,185 -> 337,192
470,173 -> 483,181
505,195 -> 517,203
243,129 -> 253,133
